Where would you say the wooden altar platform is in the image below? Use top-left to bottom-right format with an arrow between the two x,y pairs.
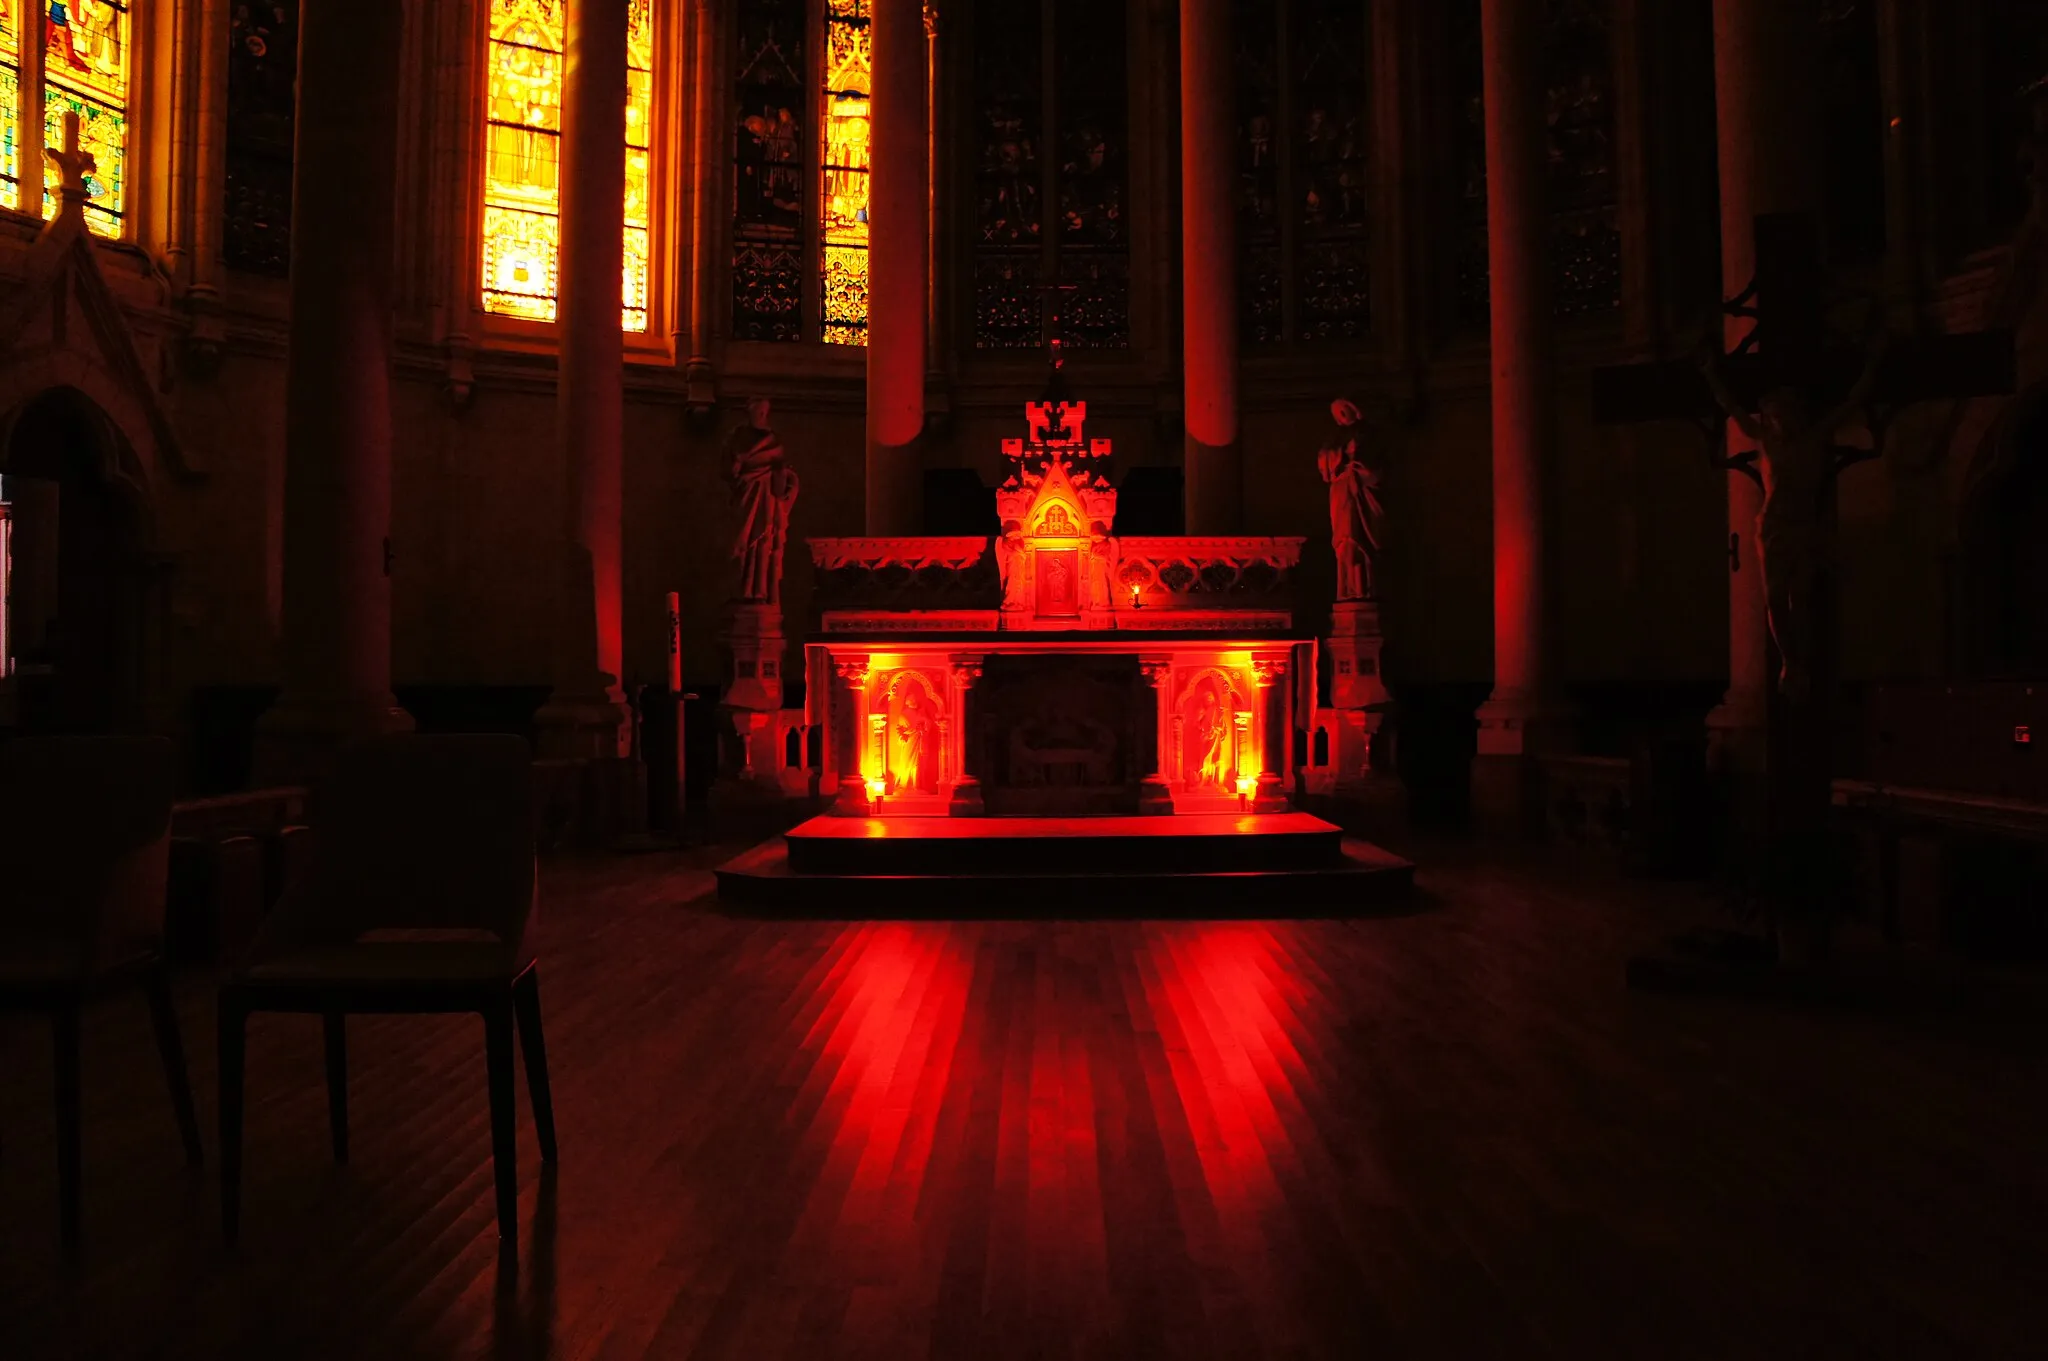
715,812 -> 1415,913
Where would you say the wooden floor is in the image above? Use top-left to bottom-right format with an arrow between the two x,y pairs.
5,843 -> 2048,1360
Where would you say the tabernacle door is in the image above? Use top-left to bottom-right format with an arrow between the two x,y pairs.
1035,547 -> 1081,618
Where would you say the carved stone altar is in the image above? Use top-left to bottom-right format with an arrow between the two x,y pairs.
805,383 -> 1310,818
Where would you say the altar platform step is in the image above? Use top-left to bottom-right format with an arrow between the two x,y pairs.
714,813 -> 1415,914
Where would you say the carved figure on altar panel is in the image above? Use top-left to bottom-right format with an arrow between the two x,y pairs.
1319,398 -> 1381,602
728,396 -> 799,604
1085,521 -> 1118,611
996,519 -> 1031,612
887,671 -> 944,794
1179,670 -> 1242,790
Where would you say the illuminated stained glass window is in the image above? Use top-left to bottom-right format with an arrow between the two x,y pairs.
0,3 -> 22,212
482,0 -> 565,321
480,0 -> 654,330
622,0 -> 654,331
819,0 -> 870,347
42,0 -> 132,237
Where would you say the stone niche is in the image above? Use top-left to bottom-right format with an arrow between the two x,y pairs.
974,655 -> 1141,816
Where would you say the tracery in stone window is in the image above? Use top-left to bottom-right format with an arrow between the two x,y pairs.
42,0 -> 131,236
1234,0 -> 1282,345
1454,0 -> 1490,326
0,4 -> 22,211
1543,0 -> 1619,317
1453,0 -> 1621,324
970,0 -> 1041,350
480,0 -> 656,330
732,0 -> 804,342
482,0 -> 565,321
970,0 -> 1127,352
1232,0 -> 1368,346
225,0 -> 297,276
623,0 -> 654,331
820,0 -> 871,346
1053,0 -> 1127,349
1293,0 -> 1369,341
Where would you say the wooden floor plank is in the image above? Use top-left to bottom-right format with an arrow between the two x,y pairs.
5,845 -> 2048,1360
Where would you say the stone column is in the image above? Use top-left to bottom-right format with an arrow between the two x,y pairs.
948,656 -> 985,815
1253,656 -> 1289,812
866,0 -> 928,534
1473,0 -> 1565,830
830,655 -> 873,814
1138,659 -> 1175,814
1706,0 -> 1823,796
683,0 -> 722,417
254,0 -> 410,781
536,0 -> 632,761
1179,0 -> 1240,532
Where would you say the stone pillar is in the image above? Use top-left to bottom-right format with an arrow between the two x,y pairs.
1138,659 -> 1175,814
866,0 -> 928,534
254,0 -> 410,782
1472,0 -> 1566,832
1179,0 -> 1240,533
1706,0 -> 1823,817
1253,656 -> 1290,813
948,656 -> 985,815
535,0 -> 632,762
830,655 -> 873,815
683,0 -> 721,417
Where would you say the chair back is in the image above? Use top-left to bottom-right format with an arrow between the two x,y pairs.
276,734 -> 536,949
0,735 -> 175,970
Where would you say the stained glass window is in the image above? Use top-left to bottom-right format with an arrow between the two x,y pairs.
42,0 -> 131,236
0,3 -> 22,212
820,0 -> 870,346
1231,0 -> 1370,347
225,0 -> 298,276
482,0 -> 565,321
623,0 -> 653,331
731,0 -> 804,342
970,0 -> 1042,349
480,0 -> 655,330
969,0 -> 1128,351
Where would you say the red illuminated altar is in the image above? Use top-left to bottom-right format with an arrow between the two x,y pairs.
804,385 -> 1312,819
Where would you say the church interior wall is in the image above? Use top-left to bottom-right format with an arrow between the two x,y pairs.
0,0 -> 2038,799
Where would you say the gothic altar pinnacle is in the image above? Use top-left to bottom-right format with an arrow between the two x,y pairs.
994,343 -> 1123,628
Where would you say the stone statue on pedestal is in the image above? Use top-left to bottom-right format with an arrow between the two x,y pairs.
728,396 -> 799,605
1318,398 -> 1381,602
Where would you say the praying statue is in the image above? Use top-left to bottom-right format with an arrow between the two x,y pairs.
1699,327 -> 1888,702
1318,398 -> 1382,602
728,396 -> 799,605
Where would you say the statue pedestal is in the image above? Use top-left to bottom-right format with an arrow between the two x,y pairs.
719,602 -> 788,795
1324,600 -> 1391,792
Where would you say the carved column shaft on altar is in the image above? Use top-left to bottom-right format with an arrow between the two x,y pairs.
1253,656 -> 1290,812
1138,659 -> 1175,815
948,656 -> 986,816
830,656 -> 872,815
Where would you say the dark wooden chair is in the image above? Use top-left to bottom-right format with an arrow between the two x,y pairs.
0,735 -> 203,1255
217,734 -> 556,1249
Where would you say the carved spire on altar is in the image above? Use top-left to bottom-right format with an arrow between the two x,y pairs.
995,349 -> 1120,629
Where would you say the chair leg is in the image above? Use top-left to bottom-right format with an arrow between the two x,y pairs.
322,1012 -> 349,1164
511,971 -> 558,1163
218,996 -> 248,1246
52,1005 -> 82,1257
483,1003 -> 519,1246
144,966 -> 204,1166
